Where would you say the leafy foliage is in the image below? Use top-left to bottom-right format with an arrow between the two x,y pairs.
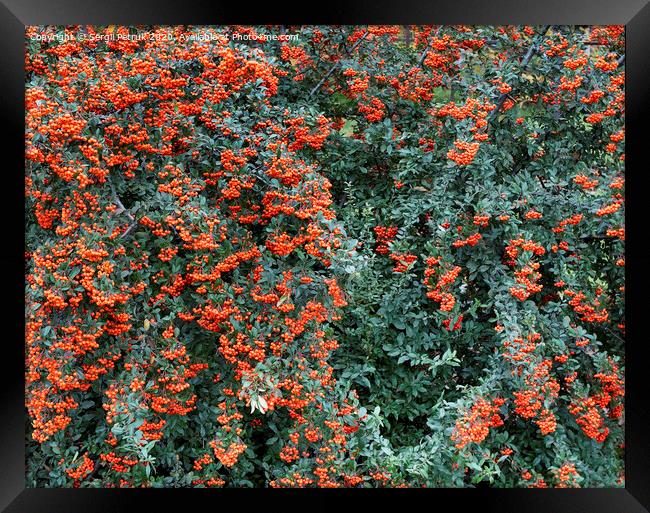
26,25 -> 624,488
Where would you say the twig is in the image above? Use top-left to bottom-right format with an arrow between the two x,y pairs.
108,180 -> 136,238
339,27 -> 352,57
417,26 -> 442,68
417,41 -> 431,67
403,25 -> 412,47
120,223 -> 137,239
108,181 -> 135,222
602,325 -> 625,345
488,25 -> 552,123
308,30 -> 369,98
113,195 -> 134,222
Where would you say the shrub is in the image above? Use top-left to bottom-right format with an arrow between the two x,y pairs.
25,25 -> 624,488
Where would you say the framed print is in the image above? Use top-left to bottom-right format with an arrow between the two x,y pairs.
2,0 -> 649,511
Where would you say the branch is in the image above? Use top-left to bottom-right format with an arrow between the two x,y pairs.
403,25 -> 412,47
108,181 -> 135,222
108,181 -> 136,238
602,324 -> 625,345
417,26 -> 442,68
339,27 -> 352,57
113,195 -> 134,222
120,223 -> 137,239
417,41 -> 431,67
308,30 -> 369,98
488,25 -> 552,123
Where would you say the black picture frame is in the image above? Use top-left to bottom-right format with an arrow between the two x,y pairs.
2,1 -> 649,511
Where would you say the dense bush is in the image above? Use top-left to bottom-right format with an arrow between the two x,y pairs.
25,25 -> 625,488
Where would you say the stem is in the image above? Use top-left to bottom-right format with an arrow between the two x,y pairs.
417,26 -> 442,68
488,25 -> 552,123
309,30 -> 369,98
109,181 -> 135,222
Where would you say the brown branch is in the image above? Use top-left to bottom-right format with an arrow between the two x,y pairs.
417,26 -> 442,68
417,41 -> 431,67
113,195 -> 134,222
488,25 -> 552,123
108,181 -> 135,222
120,223 -> 137,239
108,181 -> 136,238
403,25 -> 412,47
308,30 -> 369,98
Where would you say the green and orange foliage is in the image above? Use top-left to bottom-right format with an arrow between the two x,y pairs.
26,25 -> 624,488
26,25 -> 362,488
